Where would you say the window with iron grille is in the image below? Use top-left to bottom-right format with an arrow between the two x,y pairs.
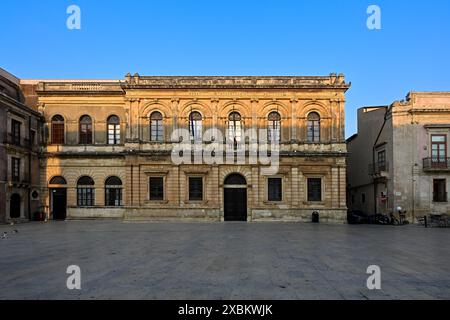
105,176 -> 123,206
307,178 -> 322,202
149,177 -> 164,201
11,119 -> 21,146
107,115 -> 121,145
189,177 -> 203,201
433,179 -> 447,203
51,115 -> 65,144
77,176 -> 95,206
11,157 -> 20,182
268,178 -> 282,202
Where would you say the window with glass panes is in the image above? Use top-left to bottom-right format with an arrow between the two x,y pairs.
105,176 -> 123,206
77,176 -> 95,206
307,112 -> 320,143
149,177 -> 164,200
267,112 -> 281,142
150,112 -> 164,141
307,178 -> 322,202
107,115 -> 120,145
431,135 -> 447,164
51,115 -> 65,144
11,119 -> 21,146
189,112 -> 202,142
189,177 -> 203,201
11,157 -> 20,181
268,178 -> 282,202
79,115 -> 93,144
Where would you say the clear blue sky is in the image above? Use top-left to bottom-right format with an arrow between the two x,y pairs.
1,0 -> 449,136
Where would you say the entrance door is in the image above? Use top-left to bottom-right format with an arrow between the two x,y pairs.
51,189 -> 67,220
10,194 -> 21,219
223,174 -> 247,221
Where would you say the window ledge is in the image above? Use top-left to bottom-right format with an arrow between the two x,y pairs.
304,201 -> 326,206
145,200 -> 169,204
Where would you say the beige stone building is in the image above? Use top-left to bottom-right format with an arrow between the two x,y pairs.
27,74 -> 349,223
347,92 -> 450,221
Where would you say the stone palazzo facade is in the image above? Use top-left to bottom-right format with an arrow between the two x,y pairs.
0,68 -> 42,223
33,74 -> 349,223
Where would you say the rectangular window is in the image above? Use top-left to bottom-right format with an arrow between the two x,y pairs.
105,188 -> 123,206
11,119 -> 21,146
268,178 -> 282,202
149,177 -> 164,201
11,157 -> 20,182
77,188 -> 95,206
362,193 -> 366,204
433,179 -> 447,202
431,135 -> 447,164
189,177 -> 203,201
307,178 -> 322,202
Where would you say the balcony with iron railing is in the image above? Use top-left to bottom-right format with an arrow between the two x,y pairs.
423,158 -> 450,171
3,132 -> 31,148
369,161 -> 389,177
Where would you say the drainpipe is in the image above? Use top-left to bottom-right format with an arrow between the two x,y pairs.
372,106 -> 390,216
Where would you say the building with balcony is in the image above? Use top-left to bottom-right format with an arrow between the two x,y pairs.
347,92 -> 450,221
26,73 -> 349,223
0,68 -> 42,223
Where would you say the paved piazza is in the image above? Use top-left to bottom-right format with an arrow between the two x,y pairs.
0,221 -> 449,300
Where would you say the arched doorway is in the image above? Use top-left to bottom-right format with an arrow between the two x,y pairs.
49,176 -> 67,220
223,174 -> 247,221
10,194 -> 21,219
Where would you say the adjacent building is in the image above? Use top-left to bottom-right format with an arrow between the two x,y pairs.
0,68 -> 42,223
347,92 -> 450,221
30,74 -> 349,222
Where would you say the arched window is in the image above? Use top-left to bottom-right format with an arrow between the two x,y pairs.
49,176 -> 67,185
228,112 -> 242,144
79,115 -> 93,145
107,115 -> 120,145
77,176 -> 95,207
150,111 -> 163,142
224,173 -> 246,185
189,111 -> 202,142
267,112 -> 281,142
307,112 -> 321,143
105,176 -> 123,206
51,115 -> 65,144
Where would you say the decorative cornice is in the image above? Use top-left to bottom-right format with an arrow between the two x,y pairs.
122,74 -> 350,90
